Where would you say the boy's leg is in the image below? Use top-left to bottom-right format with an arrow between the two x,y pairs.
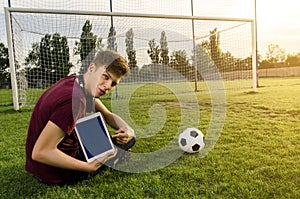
112,136 -> 136,150
67,137 -> 136,185
105,137 -> 136,167
66,149 -> 107,185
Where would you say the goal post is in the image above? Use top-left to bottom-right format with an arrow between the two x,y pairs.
5,7 -> 256,110
5,7 -> 19,110
251,19 -> 258,92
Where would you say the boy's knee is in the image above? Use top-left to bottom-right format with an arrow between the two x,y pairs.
112,136 -> 136,151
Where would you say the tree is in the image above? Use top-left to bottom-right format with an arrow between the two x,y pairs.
51,33 -> 72,83
285,52 -> 300,66
107,26 -> 117,51
199,40 -> 210,54
195,28 -> 253,72
265,44 -> 286,65
169,50 -> 195,80
125,28 -> 137,69
74,20 -> 103,74
159,31 -> 169,65
25,43 -> 40,67
25,33 -> 73,87
209,28 -> 222,69
74,20 -> 97,62
147,39 -> 159,64
0,42 -> 10,86
24,42 -> 42,88
95,37 -> 105,51
196,28 -> 223,70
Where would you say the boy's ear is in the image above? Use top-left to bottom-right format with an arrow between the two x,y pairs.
88,63 -> 96,72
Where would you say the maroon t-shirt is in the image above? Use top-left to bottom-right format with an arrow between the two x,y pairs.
25,75 -> 86,184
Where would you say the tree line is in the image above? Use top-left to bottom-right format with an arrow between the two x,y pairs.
1,20 -> 300,88
260,44 -> 300,68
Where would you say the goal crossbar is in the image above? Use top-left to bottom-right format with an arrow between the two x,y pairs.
5,7 -> 253,22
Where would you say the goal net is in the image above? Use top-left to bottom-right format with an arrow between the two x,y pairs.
4,2 -> 256,110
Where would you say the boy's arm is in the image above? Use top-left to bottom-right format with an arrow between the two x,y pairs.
31,121 -> 115,172
94,98 -> 135,144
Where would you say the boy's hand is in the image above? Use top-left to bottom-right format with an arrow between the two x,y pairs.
112,127 -> 133,144
88,148 -> 117,172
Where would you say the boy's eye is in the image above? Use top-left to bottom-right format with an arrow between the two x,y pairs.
111,82 -> 117,87
103,74 -> 109,80
102,74 -> 117,87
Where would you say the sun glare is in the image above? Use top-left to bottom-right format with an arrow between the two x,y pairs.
233,0 -> 254,19
256,0 -> 296,32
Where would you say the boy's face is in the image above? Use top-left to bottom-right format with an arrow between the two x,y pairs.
86,63 -> 121,98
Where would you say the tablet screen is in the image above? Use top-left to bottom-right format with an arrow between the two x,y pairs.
75,113 -> 114,162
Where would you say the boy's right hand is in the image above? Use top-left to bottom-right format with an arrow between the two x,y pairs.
88,149 -> 118,172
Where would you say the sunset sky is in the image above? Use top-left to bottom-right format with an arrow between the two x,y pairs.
256,0 -> 300,55
0,0 -> 299,57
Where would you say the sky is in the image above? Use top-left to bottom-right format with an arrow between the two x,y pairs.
0,0 -> 299,58
255,0 -> 300,55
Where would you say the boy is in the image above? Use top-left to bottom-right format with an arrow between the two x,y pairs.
25,50 -> 135,185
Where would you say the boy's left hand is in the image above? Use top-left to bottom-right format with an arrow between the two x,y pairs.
112,128 -> 133,144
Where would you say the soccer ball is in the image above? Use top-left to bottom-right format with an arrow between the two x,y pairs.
178,128 -> 205,153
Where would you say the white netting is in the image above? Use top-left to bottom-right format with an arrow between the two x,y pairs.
4,0 -> 255,107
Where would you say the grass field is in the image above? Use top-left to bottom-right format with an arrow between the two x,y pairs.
0,77 -> 299,198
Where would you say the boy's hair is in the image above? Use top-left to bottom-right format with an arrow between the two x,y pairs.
80,50 -> 130,77
93,50 -> 130,78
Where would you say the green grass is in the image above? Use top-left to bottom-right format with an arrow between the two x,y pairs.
0,78 -> 299,198
0,89 -> 13,105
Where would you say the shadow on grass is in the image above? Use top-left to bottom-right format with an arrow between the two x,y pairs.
0,165 -> 50,198
243,91 -> 260,95
0,106 -> 33,114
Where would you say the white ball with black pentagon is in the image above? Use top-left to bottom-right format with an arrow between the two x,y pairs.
178,128 -> 205,153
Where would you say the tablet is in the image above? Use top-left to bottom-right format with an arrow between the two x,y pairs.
75,112 -> 115,163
